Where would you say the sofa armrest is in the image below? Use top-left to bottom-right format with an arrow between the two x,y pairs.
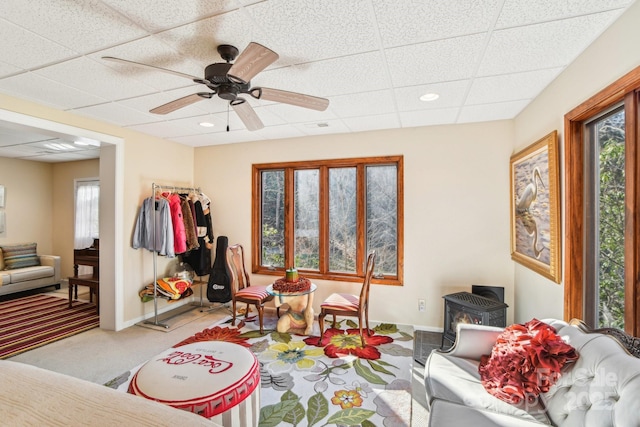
439,323 -> 504,360
39,255 -> 61,283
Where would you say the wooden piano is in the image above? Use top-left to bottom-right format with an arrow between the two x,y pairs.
68,240 -> 99,314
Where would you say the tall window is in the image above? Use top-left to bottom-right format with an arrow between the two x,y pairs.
74,179 -> 99,250
565,67 -> 640,335
584,107 -> 626,328
253,156 -> 403,285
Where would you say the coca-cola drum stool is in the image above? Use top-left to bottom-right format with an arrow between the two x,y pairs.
128,341 -> 260,426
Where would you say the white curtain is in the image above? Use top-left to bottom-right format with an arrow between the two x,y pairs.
74,179 -> 100,250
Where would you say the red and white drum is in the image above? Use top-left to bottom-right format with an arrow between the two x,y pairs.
129,341 -> 260,426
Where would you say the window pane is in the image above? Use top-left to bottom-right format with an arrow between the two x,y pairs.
329,167 -> 357,272
261,170 -> 285,268
595,109 -> 626,328
366,165 -> 397,275
294,169 -> 319,269
75,181 -> 99,248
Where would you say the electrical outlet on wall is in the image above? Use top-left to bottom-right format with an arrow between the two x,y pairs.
418,299 -> 426,312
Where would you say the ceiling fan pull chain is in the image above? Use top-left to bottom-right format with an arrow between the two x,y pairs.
227,103 -> 230,132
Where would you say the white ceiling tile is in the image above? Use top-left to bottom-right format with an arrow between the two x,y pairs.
126,121 -> 196,139
1,0 -> 147,53
478,11 -> 621,76
343,114 -> 401,133
399,108 -> 458,128
466,68 -> 563,105
264,103 -> 337,124
72,103 -> 157,127
386,34 -> 486,86
0,72 -> 107,110
285,52 -> 389,97
0,19 -> 77,69
374,0 -> 502,47
328,90 -> 396,118
395,80 -> 470,112
294,119 -> 350,136
156,9 -> 266,67
458,100 -> 530,123
101,0 -> 237,32
255,124 -> 307,140
0,60 -> 23,78
89,36 -> 204,91
243,0 -> 378,62
174,129 -> 264,146
496,0 -> 632,28
32,57 -> 158,101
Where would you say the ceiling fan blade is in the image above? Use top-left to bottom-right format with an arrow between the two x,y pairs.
252,87 -> 329,111
150,93 -> 209,115
231,100 -> 264,131
102,56 -> 204,83
227,42 -> 279,84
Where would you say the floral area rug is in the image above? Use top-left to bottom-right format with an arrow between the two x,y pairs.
109,315 -> 414,427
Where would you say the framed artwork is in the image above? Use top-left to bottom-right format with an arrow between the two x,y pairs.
510,130 -> 561,283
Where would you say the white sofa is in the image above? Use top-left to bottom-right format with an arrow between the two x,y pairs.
424,319 -> 640,426
0,360 -> 220,426
0,247 -> 61,296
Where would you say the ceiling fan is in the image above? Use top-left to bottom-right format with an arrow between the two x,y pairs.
103,42 -> 329,131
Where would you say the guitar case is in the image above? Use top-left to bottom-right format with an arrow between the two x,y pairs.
207,236 -> 232,303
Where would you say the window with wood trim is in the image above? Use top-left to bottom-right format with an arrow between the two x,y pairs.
252,156 -> 404,285
564,66 -> 640,336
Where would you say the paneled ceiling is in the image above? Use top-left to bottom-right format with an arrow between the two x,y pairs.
0,0 -> 636,162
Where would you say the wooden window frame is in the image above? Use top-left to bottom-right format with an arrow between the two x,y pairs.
564,66 -> 640,335
252,155 -> 404,286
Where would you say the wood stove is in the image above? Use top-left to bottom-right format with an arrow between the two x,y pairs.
442,291 -> 508,347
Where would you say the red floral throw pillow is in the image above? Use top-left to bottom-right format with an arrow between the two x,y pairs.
478,318 -> 579,405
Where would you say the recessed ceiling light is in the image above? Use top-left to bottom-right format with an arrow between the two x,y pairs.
199,122 -> 215,127
420,93 -> 440,102
44,142 -> 75,151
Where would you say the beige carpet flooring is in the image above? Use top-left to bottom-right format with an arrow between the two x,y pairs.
7,286 -> 430,425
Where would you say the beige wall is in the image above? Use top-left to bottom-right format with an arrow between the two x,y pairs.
195,121 -> 515,328
513,1 -> 640,322
0,157 -> 53,253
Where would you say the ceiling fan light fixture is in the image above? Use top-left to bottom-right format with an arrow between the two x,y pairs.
420,92 -> 440,102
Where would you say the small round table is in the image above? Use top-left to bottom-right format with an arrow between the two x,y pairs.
128,341 -> 260,426
267,283 -> 317,335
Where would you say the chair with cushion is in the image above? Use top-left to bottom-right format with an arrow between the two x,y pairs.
318,250 -> 376,345
226,243 -> 274,334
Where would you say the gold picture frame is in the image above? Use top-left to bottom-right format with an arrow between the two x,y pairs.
510,130 -> 561,283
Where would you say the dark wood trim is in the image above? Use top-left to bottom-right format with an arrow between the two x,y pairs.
564,66 -> 640,334
564,117 -> 584,322
625,91 -> 640,337
252,155 -> 404,285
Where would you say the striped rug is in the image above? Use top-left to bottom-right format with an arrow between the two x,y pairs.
0,294 -> 99,359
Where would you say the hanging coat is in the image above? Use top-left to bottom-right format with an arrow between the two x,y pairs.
132,197 -> 175,257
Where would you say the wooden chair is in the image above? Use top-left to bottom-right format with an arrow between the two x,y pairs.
226,244 -> 274,334
318,251 -> 376,346
68,245 -> 99,314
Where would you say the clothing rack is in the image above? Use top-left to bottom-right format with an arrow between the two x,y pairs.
145,182 -> 201,328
